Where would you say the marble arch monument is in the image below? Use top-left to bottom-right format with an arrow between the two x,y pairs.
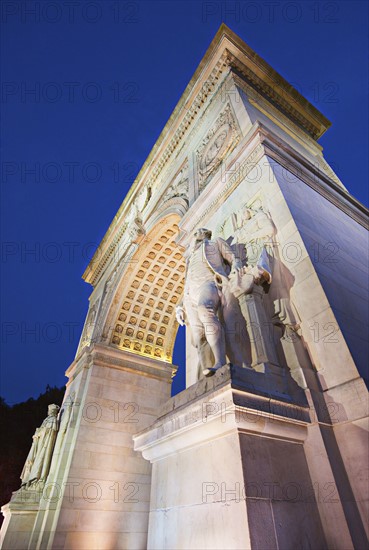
1,24 -> 368,550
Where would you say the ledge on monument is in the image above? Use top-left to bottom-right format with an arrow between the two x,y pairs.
66,343 -> 175,384
163,363 -> 309,422
133,364 -> 311,458
2,487 -> 41,513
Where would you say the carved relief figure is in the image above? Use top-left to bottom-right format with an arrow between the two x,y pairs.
176,228 -> 250,377
163,166 -> 189,203
227,207 -> 275,300
233,206 -> 275,281
20,404 -> 60,488
134,185 -> 151,213
197,105 -> 240,191
230,204 -> 298,322
83,302 -> 98,344
204,129 -> 228,167
59,392 -> 76,434
247,208 -> 298,322
228,204 -> 307,386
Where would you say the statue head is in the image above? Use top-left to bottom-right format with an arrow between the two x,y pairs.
48,404 -> 60,416
193,228 -> 212,242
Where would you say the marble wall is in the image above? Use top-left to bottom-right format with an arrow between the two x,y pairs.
272,162 -> 368,386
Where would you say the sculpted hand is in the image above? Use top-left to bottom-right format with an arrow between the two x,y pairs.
230,260 -> 243,275
175,305 -> 186,326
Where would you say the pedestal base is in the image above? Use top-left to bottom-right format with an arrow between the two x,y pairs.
0,489 -> 40,550
134,364 -> 354,549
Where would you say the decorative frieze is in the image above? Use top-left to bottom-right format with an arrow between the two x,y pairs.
189,141 -> 265,233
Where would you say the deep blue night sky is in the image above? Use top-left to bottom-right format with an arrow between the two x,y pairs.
1,1 -> 368,404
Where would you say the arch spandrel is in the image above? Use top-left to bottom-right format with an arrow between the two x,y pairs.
106,214 -> 185,363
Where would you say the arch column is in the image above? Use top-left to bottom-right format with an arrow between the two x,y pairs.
27,343 -> 174,550
24,214 -> 187,549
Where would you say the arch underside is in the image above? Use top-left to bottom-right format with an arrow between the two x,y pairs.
110,217 -> 185,363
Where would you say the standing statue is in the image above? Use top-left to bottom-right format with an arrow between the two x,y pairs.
176,228 -> 249,377
20,404 -> 60,488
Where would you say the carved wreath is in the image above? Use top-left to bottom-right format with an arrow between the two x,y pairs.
196,104 -> 240,191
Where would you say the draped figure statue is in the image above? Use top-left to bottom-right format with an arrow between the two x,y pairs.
20,404 -> 60,488
176,228 -> 250,377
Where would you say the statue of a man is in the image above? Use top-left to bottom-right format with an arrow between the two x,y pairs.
20,404 -> 60,488
176,228 -> 245,377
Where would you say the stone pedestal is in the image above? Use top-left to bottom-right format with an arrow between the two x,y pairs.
0,489 -> 40,550
230,275 -> 279,372
134,364 -> 354,550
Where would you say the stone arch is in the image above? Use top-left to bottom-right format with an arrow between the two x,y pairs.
145,197 -> 188,232
104,213 -> 185,363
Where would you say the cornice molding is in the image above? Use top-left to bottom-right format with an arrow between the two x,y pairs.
224,49 -> 329,140
67,343 -> 174,383
259,125 -> 369,229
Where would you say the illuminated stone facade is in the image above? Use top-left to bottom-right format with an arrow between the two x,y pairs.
1,25 -> 368,550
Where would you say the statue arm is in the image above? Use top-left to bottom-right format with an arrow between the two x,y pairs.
216,237 -> 242,271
